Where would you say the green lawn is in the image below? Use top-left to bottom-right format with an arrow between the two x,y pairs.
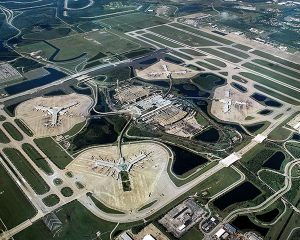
179,48 -> 206,56
14,119 -> 33,137
34,137 -> 73,169
14,200 -> 139,240
239,72 -> 300,100
242,62 -> 300,89
0,128 -> 10,143
196,61 -> 220,71
199,48 -> 242,63
253,84 -> 300,106
233,44 -> 252,51
3,148 -> 50,195
22,143 -> 54,175
204,58 -> 227,68
252,59 -> 300,79
2,122 -> 23,141
252,50 -> 300,71
42,194 -> 60,207
0,161 -> 36,231
219,47 -> 250,59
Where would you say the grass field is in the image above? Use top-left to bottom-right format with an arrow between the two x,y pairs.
259,170 -> 285,191
179,48 -> 206,56
149,25 -> 220,47
0,162 -> 36,231
42,194 -> 60,207
219,47 -> 250,59
233,44 -> 252,51
251,50 -> 300,71
3,148 -> 50,195
196,61 -> 220,71
22,143 -> 54,175
204,58 -> 227,68
14,200 -> 140,240
34,137 -> 73,169
0,128 -> 10,143
172,51 -> 193,60
99,13 -> 169,32
142,33 -> 183,48
199,48 -> 242,63
253,84 -> 300,105
252,59 -> 300,79
239,72 -> 300,100
169,22 -> 233,45
2,122 -> 23,141
242,62 -> 300,89
14,119 -> 33,137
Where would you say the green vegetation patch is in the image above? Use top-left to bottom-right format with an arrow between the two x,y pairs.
259,170 -> 285,191
0,161 -> 36,230
14,119 -> 33,137
2,122 -> 23,141
120,171 -> 131,191
196,61 -> 220,70
252,50 -> 300,71
219,47 -> 250,59
179,48 -> 206,56
3,148 -> 50,195
0,128 -> 10,143
170,22 -> 233,45
204,58 -> 227,68
172,51 -> 193,60
252,59 -> 300,79
150,25 -> 220,47
14,200 -> 127,240
253,84 -> 299,106
285,142 -> 300,159
34,137 -> 73,169
61,187 -> 73,197
0,115 -> 6,121
242,62 -> 300,89
22,143 -> 53,175
53,178 -> 63,186
42,194 -> 60,207
142,33 -> 183,48
240,145 -> 275,173
88,193 -> 124,214
233,44 -> 252,51
239,72 -> 300,100
199,48 -> 242,63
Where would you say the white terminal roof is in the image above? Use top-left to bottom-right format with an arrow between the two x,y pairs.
143,234 -> 156,240
293,122 -> 300,130
220,153 -> 241,167
215,228 -> 226,238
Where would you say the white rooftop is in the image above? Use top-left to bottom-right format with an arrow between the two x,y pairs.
253,134 -> 267,143
143,234 -> 156,240
220,153 -> 241,167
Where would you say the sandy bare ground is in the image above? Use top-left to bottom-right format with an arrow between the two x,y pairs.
15,93 -> 93,137
66,142 -> 172,212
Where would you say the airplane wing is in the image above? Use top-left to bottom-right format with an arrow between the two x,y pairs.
173,70 -> 187,74
62,101 -> 78,109
35,105 -> 51,112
